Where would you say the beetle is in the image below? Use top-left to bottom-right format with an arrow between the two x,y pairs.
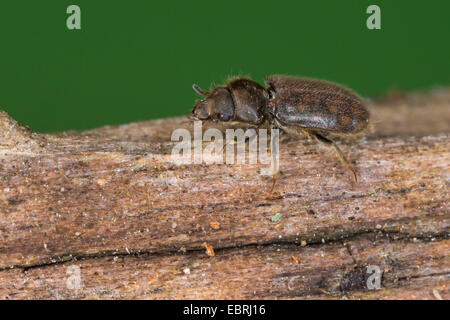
191,75 -> 370,183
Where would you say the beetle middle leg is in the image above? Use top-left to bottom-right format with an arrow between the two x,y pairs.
265,123 -> 284,195
312,132 -> 358,183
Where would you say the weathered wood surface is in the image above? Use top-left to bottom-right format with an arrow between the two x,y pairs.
0,88 -> 449,299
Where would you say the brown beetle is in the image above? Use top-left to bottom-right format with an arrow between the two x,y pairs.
191,75 -> 370,183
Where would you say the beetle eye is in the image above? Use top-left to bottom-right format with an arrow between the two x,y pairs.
219,113 -> 231,121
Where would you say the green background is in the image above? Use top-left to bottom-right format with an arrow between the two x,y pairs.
0,0 -> 449,132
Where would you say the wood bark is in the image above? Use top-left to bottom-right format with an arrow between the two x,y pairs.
0,88 -> 449,299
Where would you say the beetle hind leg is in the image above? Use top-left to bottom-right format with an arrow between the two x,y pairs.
312,132 -> 358,183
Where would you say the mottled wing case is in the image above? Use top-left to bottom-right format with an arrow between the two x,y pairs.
265,75 -> 369,134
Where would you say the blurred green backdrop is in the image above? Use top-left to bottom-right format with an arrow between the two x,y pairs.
0,0 -> 449,132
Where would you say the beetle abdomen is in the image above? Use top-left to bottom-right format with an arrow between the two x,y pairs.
266,76 -> 369,134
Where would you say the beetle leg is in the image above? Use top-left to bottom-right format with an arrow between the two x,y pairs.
279,130 -> 294,143
268,170 -> 283,195
270,120 -> 292,143
245,126 -> 258,145
312,132 -> 358,183
266,123 -> 283,195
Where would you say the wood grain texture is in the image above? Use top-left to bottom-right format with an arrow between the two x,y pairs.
0,88 -> 449,299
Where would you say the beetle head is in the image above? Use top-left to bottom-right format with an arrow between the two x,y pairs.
191,84 -> 234,122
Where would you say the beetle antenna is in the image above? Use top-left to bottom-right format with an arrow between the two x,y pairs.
192,84 -> 208,96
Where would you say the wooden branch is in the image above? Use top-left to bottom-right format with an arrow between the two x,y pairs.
0,88 -> 449,300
